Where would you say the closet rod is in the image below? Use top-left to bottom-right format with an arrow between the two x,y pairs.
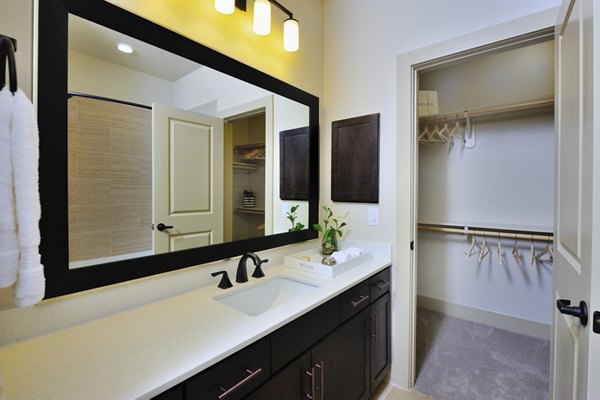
418,223 -> 553,242
418,98 -> 554,123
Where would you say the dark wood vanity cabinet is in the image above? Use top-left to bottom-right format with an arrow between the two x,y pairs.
153,267 -> 391,400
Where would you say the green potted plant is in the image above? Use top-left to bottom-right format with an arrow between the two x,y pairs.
312,206 -> 347,255
286,204 -> 305,232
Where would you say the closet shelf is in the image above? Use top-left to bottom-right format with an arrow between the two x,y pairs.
233,162 -> 259,172
234,207 -> 265,215
418,98 -> 554,123
418,223 -> 553,242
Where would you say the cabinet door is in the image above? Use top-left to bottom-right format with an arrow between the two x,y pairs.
245,351 -> 312,400
370,292 -> 391,392
186,337 -> 270,400
311,308 -> 370,400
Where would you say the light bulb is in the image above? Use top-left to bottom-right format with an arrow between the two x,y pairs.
253,0 -> 271,36
283,18 -> 299,52
215,0 -> 235,14
117,43 -> 133,54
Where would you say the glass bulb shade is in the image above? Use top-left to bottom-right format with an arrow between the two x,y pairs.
283,18 -> 299,52
253,0 -> 271,36
215,0 -> 235,14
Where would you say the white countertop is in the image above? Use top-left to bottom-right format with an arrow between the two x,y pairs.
0,243 -> 391,400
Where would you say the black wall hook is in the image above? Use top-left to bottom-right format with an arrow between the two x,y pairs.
0,34 -> 18,94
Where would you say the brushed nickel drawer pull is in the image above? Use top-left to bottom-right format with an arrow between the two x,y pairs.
314,362 -> 325,400
218,367 -> 262,399
351,294 -> 369,308
376,280 -> 391,290
306,366 -> 316,399
371,315 -> 378,343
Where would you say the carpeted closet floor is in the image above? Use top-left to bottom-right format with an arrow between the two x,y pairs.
414,308 -> 550,400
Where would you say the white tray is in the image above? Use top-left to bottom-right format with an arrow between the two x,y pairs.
284,249 -> 372,277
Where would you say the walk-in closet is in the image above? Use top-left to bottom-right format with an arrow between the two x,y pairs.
414,33 -> 554,400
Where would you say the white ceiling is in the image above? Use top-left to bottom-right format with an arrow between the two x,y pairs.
68,14 -> 200,82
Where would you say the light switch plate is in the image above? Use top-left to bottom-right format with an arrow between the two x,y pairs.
368,207 -> 379,226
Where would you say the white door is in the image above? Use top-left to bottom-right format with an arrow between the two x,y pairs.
552,0 -> 600,398
152,104 -> 224,253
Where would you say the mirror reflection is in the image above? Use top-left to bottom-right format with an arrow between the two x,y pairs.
67,15 -> 309,269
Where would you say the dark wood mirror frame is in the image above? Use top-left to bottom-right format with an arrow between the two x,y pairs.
39,0 -> 319,298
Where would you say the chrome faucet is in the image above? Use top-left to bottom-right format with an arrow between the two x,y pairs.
236,252 -> 269,283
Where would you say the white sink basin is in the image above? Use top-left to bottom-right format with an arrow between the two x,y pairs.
214,276 -> 319,316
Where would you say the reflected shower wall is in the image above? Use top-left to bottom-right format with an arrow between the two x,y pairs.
68,95 -> 152,266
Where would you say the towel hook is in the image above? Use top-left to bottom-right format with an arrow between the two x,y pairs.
0,34 -> 18,94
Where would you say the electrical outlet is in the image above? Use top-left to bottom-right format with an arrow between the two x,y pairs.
368,207 -> 379,226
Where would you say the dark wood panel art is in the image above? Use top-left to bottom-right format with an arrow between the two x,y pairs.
280,127 -> 310,200
331,113 -> 380,203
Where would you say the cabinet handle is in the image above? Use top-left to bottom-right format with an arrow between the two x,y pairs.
313,362 -> 325,400
376,280 -> 391,290
371,314 -> 378,343
351,295 -> 369,308
218,367 -> 262,399
306,367 -> 315,399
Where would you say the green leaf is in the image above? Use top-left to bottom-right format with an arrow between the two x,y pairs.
312,224 -> 323,233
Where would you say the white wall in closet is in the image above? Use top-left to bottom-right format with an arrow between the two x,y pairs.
417,40 -> 555,337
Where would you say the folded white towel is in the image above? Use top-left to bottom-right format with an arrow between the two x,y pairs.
0,87 -> 19,288
10,89 -> 45,306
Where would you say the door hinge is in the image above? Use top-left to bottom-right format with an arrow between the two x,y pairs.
410,240 -> 414,251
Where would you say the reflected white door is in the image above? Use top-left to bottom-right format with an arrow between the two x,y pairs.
152,104 -> 224,253
552,0 -> 600,398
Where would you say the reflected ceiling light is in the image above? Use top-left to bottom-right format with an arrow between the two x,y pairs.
216,0 -> 299,52
214,0 -> 235,14
117,43 -> 133,53
253,0 -> 271,36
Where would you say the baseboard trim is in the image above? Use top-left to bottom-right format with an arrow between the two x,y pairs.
417,295 -> 551,340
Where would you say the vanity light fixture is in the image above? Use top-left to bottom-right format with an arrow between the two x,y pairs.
214,0 -> 299,52
117,43 -> 133,53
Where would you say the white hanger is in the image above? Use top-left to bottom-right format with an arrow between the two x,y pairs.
478,236 -> 490,263
529,235 -> 535,266
497,234 -> 503,265
448,119 -> 461,150
512,235 -> 521,265
535,237 -> 554,262
465,232 -> 481,259
419,125 -> 430,143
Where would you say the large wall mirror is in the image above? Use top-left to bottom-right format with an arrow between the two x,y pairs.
39,0 -> 319,298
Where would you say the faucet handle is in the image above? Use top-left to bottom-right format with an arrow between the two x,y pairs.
211,270 -> 233,289
252,258 -> 268,278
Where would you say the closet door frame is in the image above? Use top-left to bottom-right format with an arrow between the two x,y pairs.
394,12 -> 558,388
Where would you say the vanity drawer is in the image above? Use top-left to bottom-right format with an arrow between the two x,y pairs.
369,267 -> 391,301
271,297 -> 340,371
340,280 -> 370,322
185,337 -> 270,400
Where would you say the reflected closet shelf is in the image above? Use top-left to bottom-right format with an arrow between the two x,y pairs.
235,208 -> 265,215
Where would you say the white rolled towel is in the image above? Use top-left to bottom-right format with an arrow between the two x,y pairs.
0,87 -> 19,288
331,250 -> 351,263
11,89 -> 45,306
345,247 -> 366,258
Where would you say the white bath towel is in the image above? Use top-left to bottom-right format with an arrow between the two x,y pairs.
10,89 -> 45,306
0,87 -> 19,288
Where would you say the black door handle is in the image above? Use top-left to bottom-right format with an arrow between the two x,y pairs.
156,223 -> 173,231
557,299 -> 588,326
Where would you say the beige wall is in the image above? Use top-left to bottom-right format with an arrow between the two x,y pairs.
0,0 -> 34,99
